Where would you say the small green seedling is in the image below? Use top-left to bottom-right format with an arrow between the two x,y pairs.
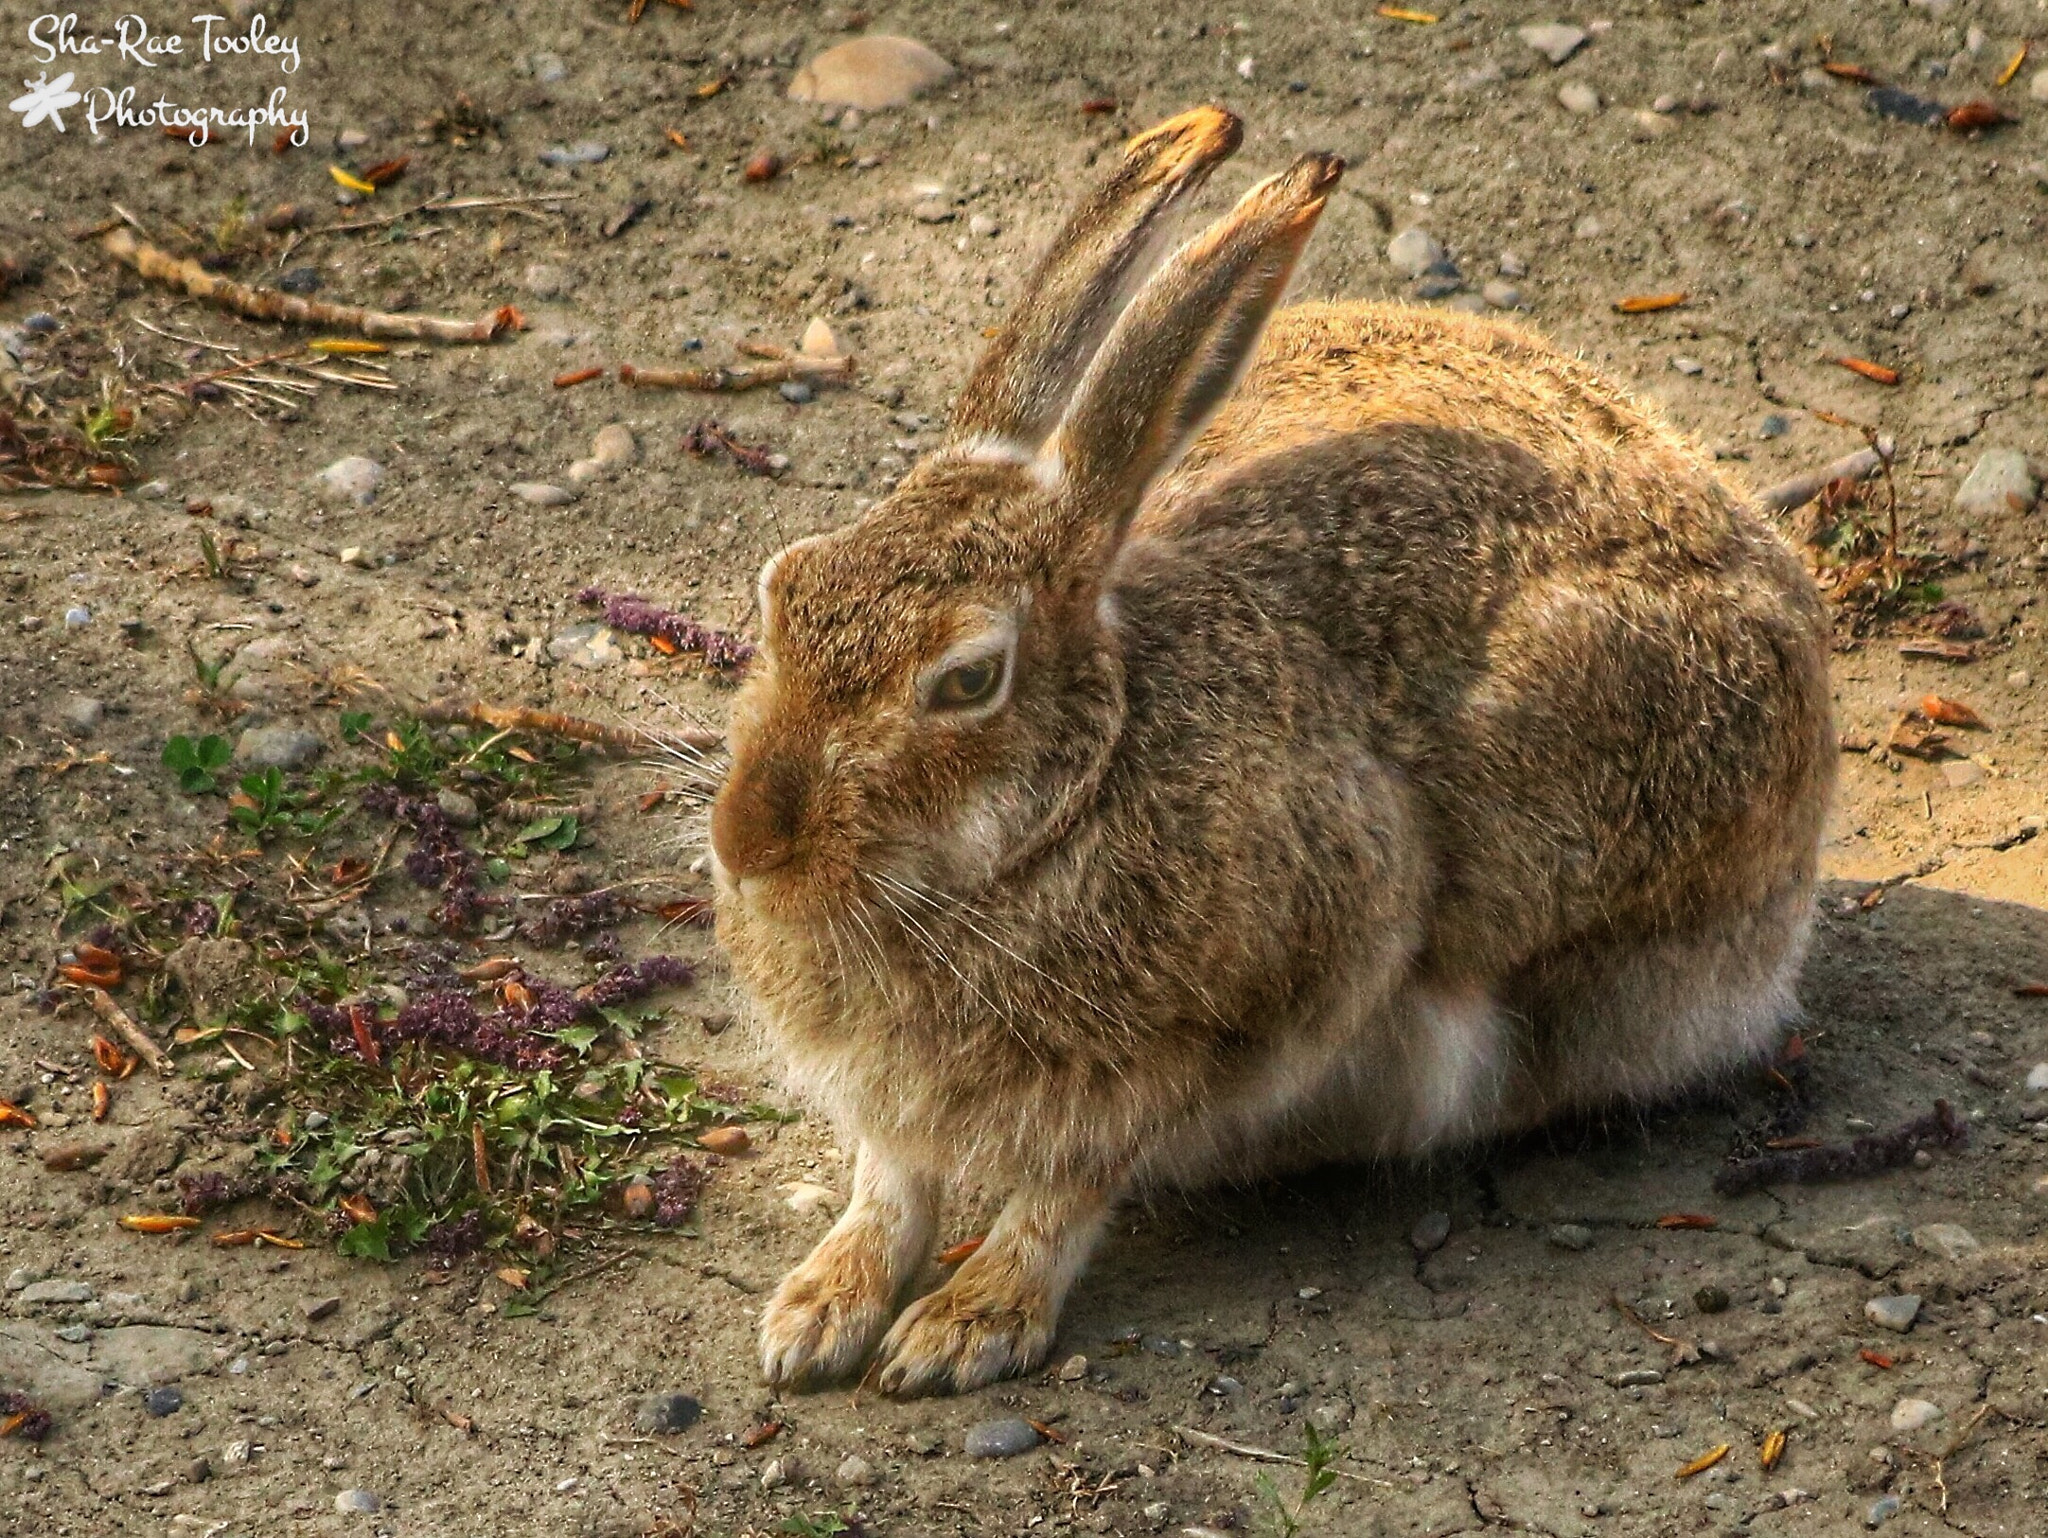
163,733 -> 233,794
1256,1422 -> 1341,1538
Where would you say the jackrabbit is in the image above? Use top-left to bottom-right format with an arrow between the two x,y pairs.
710,106 -> 1834,1396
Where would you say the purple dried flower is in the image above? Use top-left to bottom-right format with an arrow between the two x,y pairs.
176,1170 -> 253,1216
648,1154 -> 709,1227
520,891 -> 622,948
181,900 -> 218,938
420,1208 -> 486,1262
576,587 -> 756,673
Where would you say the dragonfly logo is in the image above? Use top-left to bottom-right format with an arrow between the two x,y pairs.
10,68 -> 81,130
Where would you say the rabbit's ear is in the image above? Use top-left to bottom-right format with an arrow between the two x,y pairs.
947,106 -> 1243,453
1043,153 -> 1343,531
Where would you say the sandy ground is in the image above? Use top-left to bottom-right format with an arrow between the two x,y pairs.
3,1 -> 2048,1534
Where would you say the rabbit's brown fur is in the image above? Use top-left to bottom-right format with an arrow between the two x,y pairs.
711,108 -> 1834,1396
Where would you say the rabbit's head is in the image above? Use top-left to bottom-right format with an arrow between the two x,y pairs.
711,109 -> 1341,926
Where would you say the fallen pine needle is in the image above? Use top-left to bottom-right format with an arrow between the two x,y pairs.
0,1100 -> 35,1129
1917,695 -> 1989,730
307,338 -> 388,355
1997,42 -> 2028,89
1174,1426 -> 1398,1489
329,165 -> 377,195
418,696 -> 723,754
1677,1444 -> 1730,1479
1612,1295 -> 1702,1366
119,1214 -> 201,1233
1860,1349 -> 1895,1369
936,1235 -> 984,1266
2015,982 -> 2048,998
1376,5 -> 1438,20
1655,1213 -> 1717,1230
1614,292 -> 1687,313
1833,356 -> 1900,386
553,366 -> 606,389
1761,1428 -> 1786,1470
83,987 -> 173,1076
619,355 -> 854,392
103,228 -> 523,344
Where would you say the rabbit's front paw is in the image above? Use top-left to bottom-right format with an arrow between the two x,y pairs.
759,1237 -> 896,1386
871,1274 -> 1055,1397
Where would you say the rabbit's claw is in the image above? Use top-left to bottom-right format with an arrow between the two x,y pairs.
871,1275 -> 1055,1398
758,1239 -> 894,1387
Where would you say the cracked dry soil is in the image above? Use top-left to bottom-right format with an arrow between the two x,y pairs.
4,1 -> 2048,1535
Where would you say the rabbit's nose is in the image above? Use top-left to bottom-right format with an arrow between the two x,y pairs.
710,751 -> 810,879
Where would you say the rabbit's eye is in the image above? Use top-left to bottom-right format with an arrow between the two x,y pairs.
930,654 -> 1006,711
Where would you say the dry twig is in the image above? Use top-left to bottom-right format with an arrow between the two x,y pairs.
1174,1426 -> 1397,1489
103,228 -> 523,343
419,697 -> 722,754
619,354 -> 854,392
82,988 -> 173,1077
1757,436 -> 1896,513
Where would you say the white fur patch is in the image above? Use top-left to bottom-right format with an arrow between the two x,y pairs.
948,434 -> 1036,467
1404,985 -> 1505,1149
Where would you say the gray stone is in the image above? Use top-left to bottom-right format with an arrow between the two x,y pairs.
1519,23 -> 1589,65
143,1385 -> 184,1417
0,1323 -> 104,1412
1911,1222 -> 1980,1260
1497,251 -> 1527,279
508,481 -> 578,506
2026,1063 -> 2048,1093
913,200 -> 955,224
546,622 -> 621,669
60,695 -> 105,734
1889,1397 -> 1942,1433
4,1267 -> 40,1291
536,142 -> 610,168
314,456 -> 384,507
1611,1368 -> 1664,1387
301,1296 -> 342,1322
235,726 -> 324,769
435,789 -> 480,828
1387,228 -> 1446,278
1759,413 -> 1792,439
1940,760 -> 1984,790
92,1325 -> 220,1387
1954,450 -> 2038,516
1482,279 -> 1524,309
1864,1293 -> 1920,1332
1415,272 -> 1463,299
779,381 -> 814,404
528,52 -> 568,84
968,213 -> 1000,238
836,1454 -> 876,1486
633,1392 -> 702,1434
1058,1353 -> 1089,1382
1671,356 -> 1704,376
1307,1399 -> 1353,1434
63,605 -> 91,629
19,1280 -> 94,1306
1558,82 -> 1601,114
1410,1210 -> 1452,1253
1547,1224 -> 1595,1252
335,1489 -> 383,1515
963,1416 -> 1042,1458
1867,1494 -> 1902,1528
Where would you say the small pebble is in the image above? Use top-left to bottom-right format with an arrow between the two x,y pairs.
912,199 -> 954,223
963,1417 -> 1042,1458
302,1296 -> 342,1322
339,546 -> 375,570
1758,413 -> 1792,439
1557,82 -> 1601,115
315,455 -> 384,507
788,35 -> 956,110
235,726 -> 324,770
1547,1224 -> 1595,1252
744,150 -> 784,184
1497,250 -> 1527,279
1481,279 -> 1523,309
1693,1285 -> 1730,1314
143,1386 -> 184,1417
435,789 -> 480,828
836,1454 -> 875,1486
779,381 -> 814,405
537,141 -> 610,167
60,695 -> 105,734
523,263 -> 571,299
1889,1397 -> 1943,1434
509,482 -> 579,506
968,213 -> 1000,238
1387,228 -> 1446,278
335,1489 -> 382,1515
2026,1063 -> 2048,1093
1611,1369 -> 1664,1387
277,267 -> 321,295
1058,1353 -> 1089,1382
1911,1222 -> 1979,1260
760,1457 -> 792,1489
1955,449 -> 2039,517
634,1392 -> 703,1434
1410,1210 -> 1452,1253
1864,1293 -> 1920,1333
1670,356 -> 1703,376
1866,1494 -> 1902,1528
63,605 -> 91,629
1520,23 -> 1589,65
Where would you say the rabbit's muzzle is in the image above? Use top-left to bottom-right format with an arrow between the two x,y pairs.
710,747 -> 811,883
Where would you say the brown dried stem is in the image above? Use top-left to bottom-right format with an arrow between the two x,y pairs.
618,355 -> 854,392
82,988 -> 173,1077
1756,435 -> 1896,514
102,228 -> 523,343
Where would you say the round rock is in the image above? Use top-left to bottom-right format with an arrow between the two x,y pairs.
1410,1210 -> 1452,1253
235,726 -> 324,769
315,456 -> 384,507
143,1385 -> 184,1417
1558,82 -> 1602,115
1387,228 -> 1446,278
789,36 -> 955,110
60,695 -> 106,734
1547,1223 -> 1595,1252
1889,1397 -> 1943,1434
335,1489 -> 382,1515
1864,1293 -> 1920,1333
1954,450 -> 2038,517
963,1416 -> 1042,1458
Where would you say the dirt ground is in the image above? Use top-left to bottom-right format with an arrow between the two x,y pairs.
4,1 -> 2048,1534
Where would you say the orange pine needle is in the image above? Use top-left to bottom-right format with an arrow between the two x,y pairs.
0,1100 -> 36,1128
92,1082 -> 110,1122
308,338 -> 388,355
1918,695 -> 1989,729
1834,356 -> 1900,385
1377,4 -> 1439,19
1860,1348 -> 1895,1369
472,1120 -> 492,1194
1614,292 -> 1687,314
1761,1428 -> 1786,1470
1676,1444 -> 1730,1479
1996,42 -> 2029,89
329,165 -> 377,195
553,367 -> 605,389
936,1235 -> 985,1266
1655,1213 -> 1717,1230
119,1214 -> 201,1233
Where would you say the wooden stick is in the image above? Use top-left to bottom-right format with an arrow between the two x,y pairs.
419,697 -> 724,754
1756,436 -> 1895,513
619,355 -> 854,392
102,228 -> 523,343
84,988 -> 173,1077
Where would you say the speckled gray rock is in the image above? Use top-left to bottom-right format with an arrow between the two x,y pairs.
836,1453 -> 876,1486
1889,1397 -> 1942,1433
508,481 -> 578,506
1954,450 -> 2038,516
235,726 -> 324,769
1558,82 -> 1601,114
1911,1223 -> 1979,1260
963,1417 -> 1042,1458
314,456 -> 383,506
1387,228 -> 1446,278
1547,1224 -> 1595,1252
335,1489 -> 382,1515
1864,1293 -> 1920,1332
1519,23 -> 1589,65
633,1392 -> 702,1434
18,1280 -> 94,1306
59,695 -> 105,734
1482,279 -> 1523,309
143,1385 -> 184,1417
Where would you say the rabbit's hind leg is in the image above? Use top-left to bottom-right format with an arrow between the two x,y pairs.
1508,882 -> 1816,1124
759,1143 -> 939,1387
